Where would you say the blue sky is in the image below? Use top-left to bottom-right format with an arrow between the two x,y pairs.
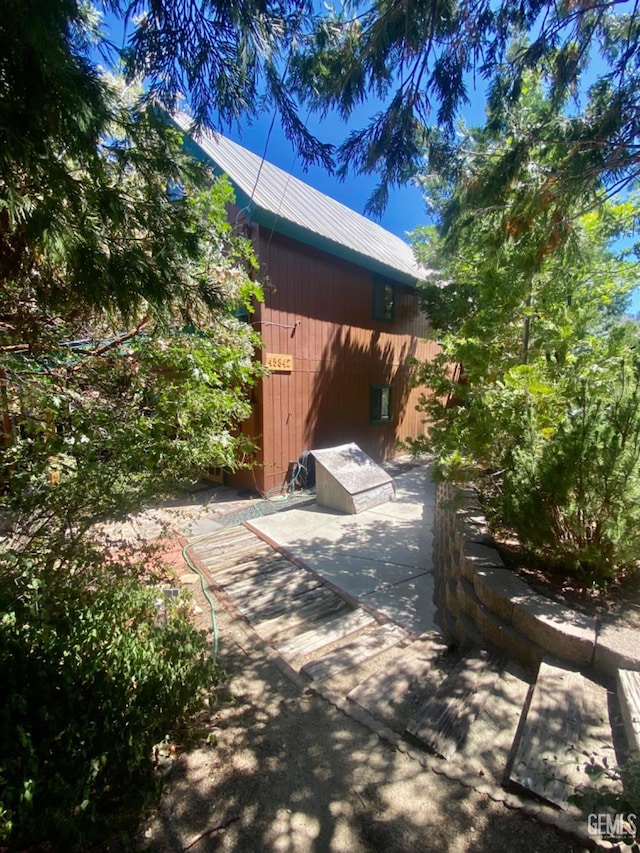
100,7 -> 639,312
223,115 -> 429,242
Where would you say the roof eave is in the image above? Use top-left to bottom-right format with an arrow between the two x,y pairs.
178,126 -> 422,289
251,209 -> 421,287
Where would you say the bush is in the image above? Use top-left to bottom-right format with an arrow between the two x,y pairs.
412,338 -> 640,583
409,79 -> 640,585
571,755 -> 640,844
0,564 -> 218,848
498,364 -> 640,580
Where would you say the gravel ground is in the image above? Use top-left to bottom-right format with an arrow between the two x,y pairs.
94,470 -> 590,853
137,563 -> 588,853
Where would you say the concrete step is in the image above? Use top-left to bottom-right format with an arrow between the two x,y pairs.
508,659 -> 618,811
300,623 -> 409,682
346,632 -> 452,732
617,668 -> 640,755
405,648 -> 505,760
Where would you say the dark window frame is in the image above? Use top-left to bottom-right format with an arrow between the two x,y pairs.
370,383 -> 392,424
372,277 -> 396,322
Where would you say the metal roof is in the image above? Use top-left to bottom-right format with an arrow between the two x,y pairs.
172,112 -> 424,286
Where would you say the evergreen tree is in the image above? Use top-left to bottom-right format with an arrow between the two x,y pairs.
290,0 -> 640,215
410,81 -> 640,581
0,3 -> 267,844
10,1 -> 636,217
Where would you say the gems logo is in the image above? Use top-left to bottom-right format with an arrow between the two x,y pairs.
587,813 -> 637,840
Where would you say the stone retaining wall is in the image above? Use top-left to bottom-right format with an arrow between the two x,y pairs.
433,482 -> 640,676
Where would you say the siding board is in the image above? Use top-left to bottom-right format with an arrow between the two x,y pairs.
234,229 -> 438,494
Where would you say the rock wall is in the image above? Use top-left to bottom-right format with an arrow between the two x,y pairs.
433,482 -> 638,676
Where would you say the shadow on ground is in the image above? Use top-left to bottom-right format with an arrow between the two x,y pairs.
136,583 -> 584,853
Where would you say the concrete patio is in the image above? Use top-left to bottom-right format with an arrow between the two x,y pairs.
246,465 -> 438,635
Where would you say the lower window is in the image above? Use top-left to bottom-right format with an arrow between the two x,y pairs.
370,384 -> 392,423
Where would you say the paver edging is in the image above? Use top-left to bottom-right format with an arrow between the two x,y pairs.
434,482 -> 640,677
312,671 -> 614,851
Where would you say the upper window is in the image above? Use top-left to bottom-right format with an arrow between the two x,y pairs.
372,278 -> 395,322
233,304 -> 250,324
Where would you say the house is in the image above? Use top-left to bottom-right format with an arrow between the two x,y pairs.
173,113 -> 440,495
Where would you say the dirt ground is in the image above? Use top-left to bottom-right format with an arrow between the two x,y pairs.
137,556 -> 589,853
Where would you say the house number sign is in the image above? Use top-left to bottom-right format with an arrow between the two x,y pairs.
265,353 -> 293,372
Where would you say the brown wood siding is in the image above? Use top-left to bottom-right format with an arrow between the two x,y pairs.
232,228 -> 440,494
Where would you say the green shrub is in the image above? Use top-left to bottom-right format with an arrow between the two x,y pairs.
498,365 -> 640,580
412,341 -> 640,582
570,755 -> 640,844
0,564 -> 218,848
409,80 -> 640,584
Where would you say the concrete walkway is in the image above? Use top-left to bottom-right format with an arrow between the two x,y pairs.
246,466 -> 438,635
119,461 -> 637,849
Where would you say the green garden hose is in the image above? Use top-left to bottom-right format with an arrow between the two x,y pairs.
181,535 -> 222,662
178,468 -> 313,662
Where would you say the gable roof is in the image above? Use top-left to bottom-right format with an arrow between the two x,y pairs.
172,112 -> 424,286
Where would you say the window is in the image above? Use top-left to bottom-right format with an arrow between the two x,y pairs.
233,304 -> 250,323
370,384 -> 392,423
372,278 -> 395,322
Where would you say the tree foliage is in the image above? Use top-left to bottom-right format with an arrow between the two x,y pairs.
115,0 -> 335,168
289,0 -> 640,215
1,69 -> 265,545
12,0 -> 637,220
410,83 -> 640,581
0,2 -> 267,845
